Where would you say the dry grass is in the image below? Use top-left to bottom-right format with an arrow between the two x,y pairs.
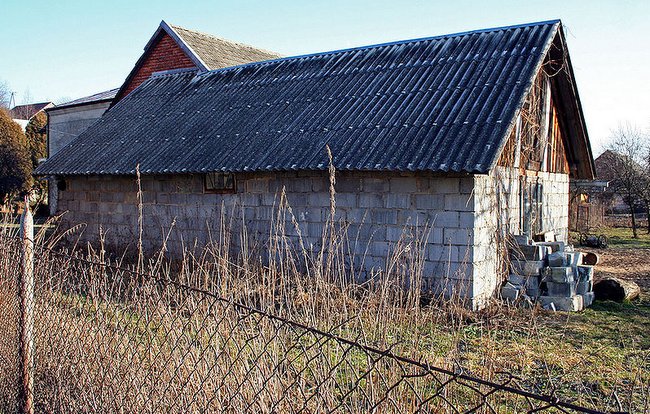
0,189 -> 648,412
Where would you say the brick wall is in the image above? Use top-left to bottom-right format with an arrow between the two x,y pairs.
116,32 -> 196,101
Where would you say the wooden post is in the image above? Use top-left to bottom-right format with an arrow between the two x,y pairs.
19,196 -> 34,414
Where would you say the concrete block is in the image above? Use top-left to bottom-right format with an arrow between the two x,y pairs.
513,234 -> 531,246
543,266 -> 574,283
510,245 -> 547,261
546,281 -> 576,297
537,241 -> 565,253
431,179 -> 459,194
459,177 -> 474,194
538,295 -> 583,312
336,177 -> 362,192
576,265 -> 594,282
566,252 -> 583,269
526,286 -> 541,298
386,226 -> 405,242
415,194 -> 444,210
385,194 -> 411,209
547,252 -> 566,267
431,228 -> 443,244
459,212 -> 474,227
501,284 -> 522,302
361,178 -> 389,192
359,194 -> 384,208
444,194 -> 473,211
371,210 -> 398,225
507,273 -> 526,286
582,292 -> 595,308
389,177 -> 417,192
443,228 -> 471,246
576,279 -> 593,295
432,212 -> 459,228
510,260 -> 544,276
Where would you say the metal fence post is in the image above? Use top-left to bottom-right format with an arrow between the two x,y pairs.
19,197 -> 34,414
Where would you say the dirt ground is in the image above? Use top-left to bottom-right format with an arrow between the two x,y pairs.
580,246 -> 650,292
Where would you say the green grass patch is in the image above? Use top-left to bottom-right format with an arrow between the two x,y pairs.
591,226 -> 650,248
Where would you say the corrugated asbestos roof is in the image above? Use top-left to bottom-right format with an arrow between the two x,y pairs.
169,24 -> 281,70
49,88 -> 119,110
36,20 -> 562,176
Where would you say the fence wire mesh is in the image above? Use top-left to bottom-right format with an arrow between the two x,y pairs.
0,233 -> 609,413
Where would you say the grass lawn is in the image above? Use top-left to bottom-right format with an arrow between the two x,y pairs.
572,226 -> 650,248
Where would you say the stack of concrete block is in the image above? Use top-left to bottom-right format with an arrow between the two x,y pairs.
539,248 -> 595,311
501,234 -> 596,311
501,235 -> 549,303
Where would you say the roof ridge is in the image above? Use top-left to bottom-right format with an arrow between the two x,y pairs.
197,19 -> 561,78
167,23 -> 281,57
11,101 -> 53,108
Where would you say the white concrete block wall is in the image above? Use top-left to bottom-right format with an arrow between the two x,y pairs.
47,102 -> 112,215
56,172 -> 480,301
470,167 -> 570,306
54,169 -> 569,309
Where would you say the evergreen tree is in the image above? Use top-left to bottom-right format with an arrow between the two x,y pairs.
25,111 -> 47,168
0,108 -> 32,203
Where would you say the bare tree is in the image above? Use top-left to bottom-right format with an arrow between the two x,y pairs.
0,80 -> 10,109
638,142 -> 650,234
606,124 -> 646,238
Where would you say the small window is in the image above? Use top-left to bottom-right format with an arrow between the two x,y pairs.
57,179 -> 67,192
520,179 -> 543,236
204,172 -> 235,193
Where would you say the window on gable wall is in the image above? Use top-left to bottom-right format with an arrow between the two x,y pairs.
520,178 -> 544,236
205,172 -> 235,193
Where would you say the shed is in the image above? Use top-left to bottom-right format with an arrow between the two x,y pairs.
36,20 -> 595,308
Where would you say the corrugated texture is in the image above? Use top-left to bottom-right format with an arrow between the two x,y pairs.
50,88 -> 119,110
170,24 -> 281,69
36,21 -> 560,176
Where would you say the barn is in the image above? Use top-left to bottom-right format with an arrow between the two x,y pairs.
35,20 -> 595,308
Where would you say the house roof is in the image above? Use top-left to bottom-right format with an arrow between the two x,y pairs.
49,88 -> 119,111
168,23 -> 280,71
112,21 -> 281,104
36,20 -> 592,178
9,102 -> 54,120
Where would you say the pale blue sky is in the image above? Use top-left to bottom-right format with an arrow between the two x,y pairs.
1,0 -> 648,154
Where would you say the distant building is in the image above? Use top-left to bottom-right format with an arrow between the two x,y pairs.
9,101 -> 54,130
37,20 -> 596,309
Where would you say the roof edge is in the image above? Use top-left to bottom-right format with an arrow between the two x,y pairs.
554,25 -> 595,179
487,20 -> 562,172
197,19 -> 562,78
160,20 -> 210,71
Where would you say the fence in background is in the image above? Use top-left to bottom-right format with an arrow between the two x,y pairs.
0,212 -> 608,413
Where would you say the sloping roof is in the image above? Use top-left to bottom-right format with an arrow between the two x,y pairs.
9,102 -> 54,120
169,24 -> 280,70
49,88 -> 119,111
112,21 -> 281,104
37,20 -> 586,177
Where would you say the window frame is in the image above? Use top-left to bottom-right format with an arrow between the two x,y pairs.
204,172 -> 236,194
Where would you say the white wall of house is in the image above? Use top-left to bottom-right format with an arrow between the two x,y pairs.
47,101 -> 111,215
472,167 -> 570,305
53,169 -> 570,309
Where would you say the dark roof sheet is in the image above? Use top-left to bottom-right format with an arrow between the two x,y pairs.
49,88 -> 119,110
36,20 -> 561,176
170,24 -> 281,70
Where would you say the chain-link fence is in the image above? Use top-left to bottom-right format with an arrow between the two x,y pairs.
0,221 -> 616,414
